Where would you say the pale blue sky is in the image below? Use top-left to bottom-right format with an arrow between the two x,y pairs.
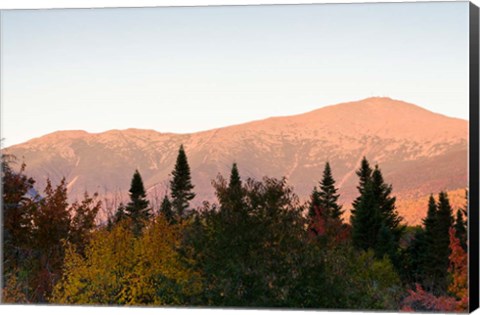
1,2 -> 470,147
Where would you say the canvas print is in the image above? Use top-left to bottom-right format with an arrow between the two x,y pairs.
0,1 -> 477,312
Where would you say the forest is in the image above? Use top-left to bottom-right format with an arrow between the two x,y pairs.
1,145 -> 469,311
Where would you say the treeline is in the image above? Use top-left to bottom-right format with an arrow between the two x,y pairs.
1,146 -> 468,311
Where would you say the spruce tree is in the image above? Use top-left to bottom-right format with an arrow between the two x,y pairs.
107,203 -> 127,231
421,195 -> 438,279
228,163 -> 242,191
423,195 -> 438,238
403,227 -> 427,284
351,157 -> 373,214
431,191 -> 453,294
356,157 -> 373,193
351,180 -> 382,251
435,192 -> 454,253
318,162 -> 343,221
375,223 -> 396,260
350,159 -> 403,262
159,195 -> 175,224
371,165 -> 404,251
226,163 -> 245,212
214,163 -> 247,226
170,145 -> 195,218
125,170 -> 151,236
454,209 -> 467,251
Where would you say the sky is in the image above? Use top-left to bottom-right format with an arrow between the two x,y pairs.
0,1 -> 470,147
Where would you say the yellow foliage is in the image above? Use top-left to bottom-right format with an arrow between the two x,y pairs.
50,217 -> 202,305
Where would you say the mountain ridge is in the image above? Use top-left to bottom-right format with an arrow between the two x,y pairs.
15,97 -> 467,143
6,97 -> 468,225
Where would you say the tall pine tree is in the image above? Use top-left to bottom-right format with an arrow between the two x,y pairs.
170,145 -> 195,218
350,158 -> 403,262
421,195 -> 438,286
351,156 -> 373,214
318,162 -> 343,221
228,163 -> 242,194
424,195 -> 438,239
213,163 -> 247,222
225,163 -> 245,213
351,180 -> 382,251
125,169 -> 151,236
370,165 -> 404,259
431,191 -> 454,294
418,192 -> 455,295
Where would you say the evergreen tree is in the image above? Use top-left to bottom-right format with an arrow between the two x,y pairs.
431,191 -> 454,294
402,227 -> 427,284
113,203 -> 127,225
351,157 -> 373,214
228,163 -> 242,192
350,159 -> 403,262
375,223 -> 396,264
170,145 -> 195,218
351,180 -> 382,251
420,192 -> 454,294
215,164 -> 244,207
225,163 -> 246,214
125,170 -> 151,236
212,163 -> 247,228
370,165 -> 404,260
454,209 -> 467,251
420,195 -> 438,286
455,190 -> 468,251
318,162 -> 343,221
423,195 -> 438,238
159,195 -> 175,224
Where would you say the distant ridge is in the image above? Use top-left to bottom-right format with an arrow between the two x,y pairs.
6,97 -> 468,225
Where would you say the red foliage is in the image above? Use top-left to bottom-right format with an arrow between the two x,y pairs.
401,228 -> 469,312
308,206 -> 350,245
401,283 -> 457,312
448,227 -> 468,311
308,206 -> 328,237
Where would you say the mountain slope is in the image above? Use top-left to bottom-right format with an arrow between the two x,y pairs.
6,97 -> 468,225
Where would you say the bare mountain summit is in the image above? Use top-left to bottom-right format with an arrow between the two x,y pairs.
6,97 -> 468,225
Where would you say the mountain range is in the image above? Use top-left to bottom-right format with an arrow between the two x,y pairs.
5,97 -> 468,225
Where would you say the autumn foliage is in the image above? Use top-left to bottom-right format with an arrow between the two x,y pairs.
448,227 -> 468,311
1,151 -> 469,311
